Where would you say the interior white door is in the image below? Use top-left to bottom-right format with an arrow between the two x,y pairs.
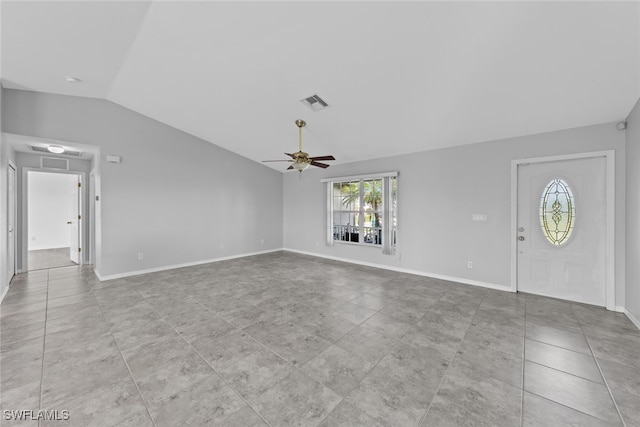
517,157 -> 606,306
69,176 -> 80,264
8,164 -> 16,281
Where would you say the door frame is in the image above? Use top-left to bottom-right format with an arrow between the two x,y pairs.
510,150 -> 615,310
8,161 -> 17,282
21,168 -> 88,272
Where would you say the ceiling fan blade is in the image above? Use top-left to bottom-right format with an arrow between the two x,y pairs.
262,160 -> 293,162
309,155 -> 335,161
310,161 -> 330,169
284,153 -> 296,159
287,165 -> 294,170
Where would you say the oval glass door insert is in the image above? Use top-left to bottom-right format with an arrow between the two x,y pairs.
540,178 -> 575,246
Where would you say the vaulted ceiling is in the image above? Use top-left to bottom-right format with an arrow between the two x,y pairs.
2,1 -> 639,170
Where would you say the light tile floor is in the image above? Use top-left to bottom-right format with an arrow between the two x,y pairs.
27,248 -> 76,271
1,251 -> 639,426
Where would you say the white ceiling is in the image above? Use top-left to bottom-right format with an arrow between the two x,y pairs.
2,1 -> 639,171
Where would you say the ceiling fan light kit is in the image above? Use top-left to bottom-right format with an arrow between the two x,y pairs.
292,162 -> 310,172
262,119 -> 335,173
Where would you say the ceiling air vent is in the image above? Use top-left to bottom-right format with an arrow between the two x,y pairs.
300,94 -> 329,112
41,157 -> 69,170
30,145 -> 82,157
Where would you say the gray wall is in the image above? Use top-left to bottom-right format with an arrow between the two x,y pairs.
284,122 -> 627,307
0,85 -> 12,298
626,97 -> 640,323
2,89 -> 283,278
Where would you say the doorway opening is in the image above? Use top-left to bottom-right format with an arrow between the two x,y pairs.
26,170 -> 83,271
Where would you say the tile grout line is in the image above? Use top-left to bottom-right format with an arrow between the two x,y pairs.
524,335 -> 592,356
340,284 -> 479,426
202,285 -> 408,425
78,266 -> 492,424
10,254 -> 625,426
520,298 -> 527,427
37,269 -> 50,427
173,328 -> 274,427
417,289 -> 486,426
223,282 -> 408,425
134,280 -> 413,426
129,287 -> 274,427
525,389 -> 623,423
524,359 -> 614,385
572,305 -> 627,427
92,284 -> 159,427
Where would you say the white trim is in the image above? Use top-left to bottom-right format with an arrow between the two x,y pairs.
0,283 -> 10,304
625,309 -> 640,330
7,161 -> 17,284
283,248 -> 511,293
325,173 -> 398,255
511,150 -> 616,310
321,171 -> 398,183
605,152 -> 615,311
21,168 -> 89,271
325,182 -> 333,246
510,159 -> 518,293
94,248 -> 282,281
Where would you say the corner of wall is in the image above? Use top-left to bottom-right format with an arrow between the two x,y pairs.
0,84 -> 8,300
625,95 -> 640,327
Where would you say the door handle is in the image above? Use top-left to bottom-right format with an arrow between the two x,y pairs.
518,236 -> 525,241
67,221 -> 72,225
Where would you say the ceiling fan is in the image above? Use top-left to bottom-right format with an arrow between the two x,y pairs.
262,119 -> 335,172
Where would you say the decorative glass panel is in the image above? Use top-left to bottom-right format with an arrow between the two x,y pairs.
540,178 -> 575,246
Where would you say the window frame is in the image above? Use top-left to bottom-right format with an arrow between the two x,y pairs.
323,172 -> 398,254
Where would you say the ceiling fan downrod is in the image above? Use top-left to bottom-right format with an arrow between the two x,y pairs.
296,119 -> 306,153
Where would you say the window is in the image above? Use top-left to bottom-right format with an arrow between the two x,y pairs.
324,172 -> 397,254
540,178 -> 575,246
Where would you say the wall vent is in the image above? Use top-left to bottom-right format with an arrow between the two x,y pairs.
300,94 -> 329,112
30,145 -> 82,157
41,157 -> 69,170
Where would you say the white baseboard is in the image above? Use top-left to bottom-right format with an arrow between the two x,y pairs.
625,309 -> 640,330
283,248 -> 511,293
0,284 -> 9,304
94,248 -> 283,281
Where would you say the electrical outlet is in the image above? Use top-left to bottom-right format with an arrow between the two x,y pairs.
467,261 -> 473,269
260,239 -> 264,245
315,241 -> 320,246
220,243 -> 225,249
137,252 -> 143,260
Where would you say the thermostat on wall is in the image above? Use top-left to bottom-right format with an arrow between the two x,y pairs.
106,155 -> 121,163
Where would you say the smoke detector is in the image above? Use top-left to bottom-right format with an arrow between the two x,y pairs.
300,94 -> 329,112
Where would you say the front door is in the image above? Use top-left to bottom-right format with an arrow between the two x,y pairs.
517,156 -> 607,306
